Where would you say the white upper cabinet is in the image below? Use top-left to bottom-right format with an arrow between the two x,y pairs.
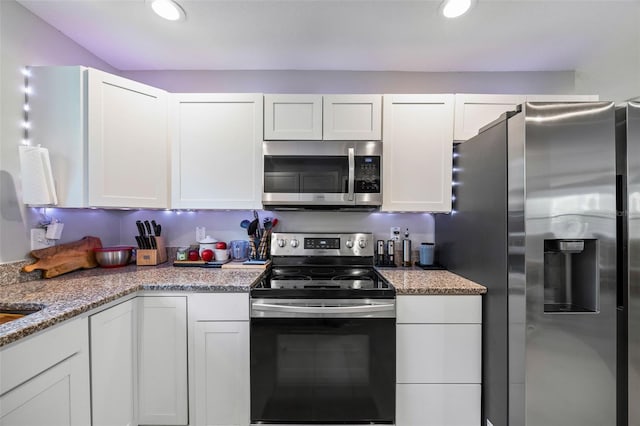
29,66 -> 169,208
170,93 -> 263,210
323,95 -> 382,140
88,69 -> 169,208
264,94 -> 382,140
454,93 -> 600,141
454,94 -> 526,142
382,94 -> 454,212
264,94 -> 323,140
525,94 -> 599,102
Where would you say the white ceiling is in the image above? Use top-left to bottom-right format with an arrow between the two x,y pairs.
16,0 -> 640,72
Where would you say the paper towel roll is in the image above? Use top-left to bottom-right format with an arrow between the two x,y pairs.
19,145 -> 58,205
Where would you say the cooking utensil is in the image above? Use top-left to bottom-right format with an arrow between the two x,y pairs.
135,236 -> 146,249
248,219 -> 259,237
240,219 -> 251,229
151,220 -> 160,236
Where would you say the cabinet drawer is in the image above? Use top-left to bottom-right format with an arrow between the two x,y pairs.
397,295 -> 481,324
397,324 -> 481,383
396,383 -> 481,426
188,293 -> 249,321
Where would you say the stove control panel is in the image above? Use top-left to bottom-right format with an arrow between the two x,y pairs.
271,232 -> 375,257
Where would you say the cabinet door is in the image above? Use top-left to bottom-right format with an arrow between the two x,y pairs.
264,94 -> 323,140
138,296 -> 188,425
87,68 -> 169,208
90,299 -> 137,426
397,324 -> 481,384
171,93 -> 263,209
382,94 -> 454,212
396,384 -> 481,426
0,317 -> 90,426
454,94 -> 525,141
323,95 -> 382,140
525,94 -> 599,102
193,321 -> 249,426
1,357 -> 78,426
29,66 -> 87,207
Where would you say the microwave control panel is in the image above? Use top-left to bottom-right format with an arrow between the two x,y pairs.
355,156 -> 381,193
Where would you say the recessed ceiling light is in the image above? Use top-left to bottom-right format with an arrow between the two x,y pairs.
148,0 -> 186,21
440,0 -> 476,18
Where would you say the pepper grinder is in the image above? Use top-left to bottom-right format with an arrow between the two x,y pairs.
386,240 -> 395,266
402,239 -> 412,267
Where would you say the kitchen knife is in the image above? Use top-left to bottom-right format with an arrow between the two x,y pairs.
135,236 -> 146,249
151,220 -> 159,236
156,224 -> 161,237
136,220 -> 146,237
144,220 -> 153,236
150,236 -> 157,249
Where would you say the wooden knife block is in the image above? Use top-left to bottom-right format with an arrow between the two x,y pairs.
136,237 -> 167,266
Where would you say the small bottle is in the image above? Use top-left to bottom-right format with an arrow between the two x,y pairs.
176,247 -> 188,261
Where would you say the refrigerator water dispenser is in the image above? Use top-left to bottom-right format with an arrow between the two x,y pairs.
544,239 -> 599,313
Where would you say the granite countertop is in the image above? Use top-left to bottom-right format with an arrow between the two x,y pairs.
0,263 -> 265,348
1,262 -> 486,348
376,267 -> 487,295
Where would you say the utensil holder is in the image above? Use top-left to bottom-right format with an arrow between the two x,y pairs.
250,232 -> 271,260
136,237 -> 167,266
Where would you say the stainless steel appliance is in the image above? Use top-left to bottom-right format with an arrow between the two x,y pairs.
437,102 -> 618,426
250,232 -> 395,425
617,100 -> 640,426
262,141 -> 382,210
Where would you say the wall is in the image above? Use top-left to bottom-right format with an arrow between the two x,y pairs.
118,210 -> 434,256
4,0 -> 640,264
121,69 -> 576,95
0,0 -> 121,262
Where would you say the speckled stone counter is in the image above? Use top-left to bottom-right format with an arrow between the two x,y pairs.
0,264 -> 265,348
376,267 -> 487,295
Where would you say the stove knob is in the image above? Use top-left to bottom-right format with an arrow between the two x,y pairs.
345,240 -> 354,249
358,239 -> 367,249
277,239 -> 286,248
290,239 -> 299,248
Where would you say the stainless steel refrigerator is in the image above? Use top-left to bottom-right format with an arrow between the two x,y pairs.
436,101 -> 619,426
617,100 -> 640,426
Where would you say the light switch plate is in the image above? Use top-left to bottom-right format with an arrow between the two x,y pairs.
30,228 -> 55,250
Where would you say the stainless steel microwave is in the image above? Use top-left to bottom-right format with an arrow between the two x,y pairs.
262,141 -> 382,210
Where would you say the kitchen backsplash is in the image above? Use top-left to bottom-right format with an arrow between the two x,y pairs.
117,210 -> 435,250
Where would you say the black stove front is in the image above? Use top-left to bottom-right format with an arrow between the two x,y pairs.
250,232 -> 396,425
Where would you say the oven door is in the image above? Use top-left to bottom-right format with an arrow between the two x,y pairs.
250,299 -> 395,425
262,141 -> 382,209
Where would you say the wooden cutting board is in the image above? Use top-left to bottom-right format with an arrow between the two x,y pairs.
22,236 -> 103,278
221,260 -> 271,269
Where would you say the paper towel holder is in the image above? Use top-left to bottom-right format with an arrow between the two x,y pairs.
18,145 -> 58,206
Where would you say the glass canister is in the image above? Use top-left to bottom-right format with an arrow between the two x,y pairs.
230,240 -> 249,261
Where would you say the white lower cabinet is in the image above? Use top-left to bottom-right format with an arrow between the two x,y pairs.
138,296 -> 188,425
90,298 -> 138,426
189,293 -> 250,426
90,295 -> 188,426
396,384 -> 481,426
0,317 -> 90,426
396,295 -> 482,426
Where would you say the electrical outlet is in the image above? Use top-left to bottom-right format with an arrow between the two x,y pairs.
30,228 -> 55,250
196,226 -> 206,242
390,226 -> 401,241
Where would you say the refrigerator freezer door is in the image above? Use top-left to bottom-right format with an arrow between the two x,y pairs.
520,101 -> 617,426
626,101 -> 640,426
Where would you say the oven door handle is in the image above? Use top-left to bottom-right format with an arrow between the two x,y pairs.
251,301 -> 395,315
347,147 -> 355,201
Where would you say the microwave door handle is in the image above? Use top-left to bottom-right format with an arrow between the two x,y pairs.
347,147 -> 355,201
